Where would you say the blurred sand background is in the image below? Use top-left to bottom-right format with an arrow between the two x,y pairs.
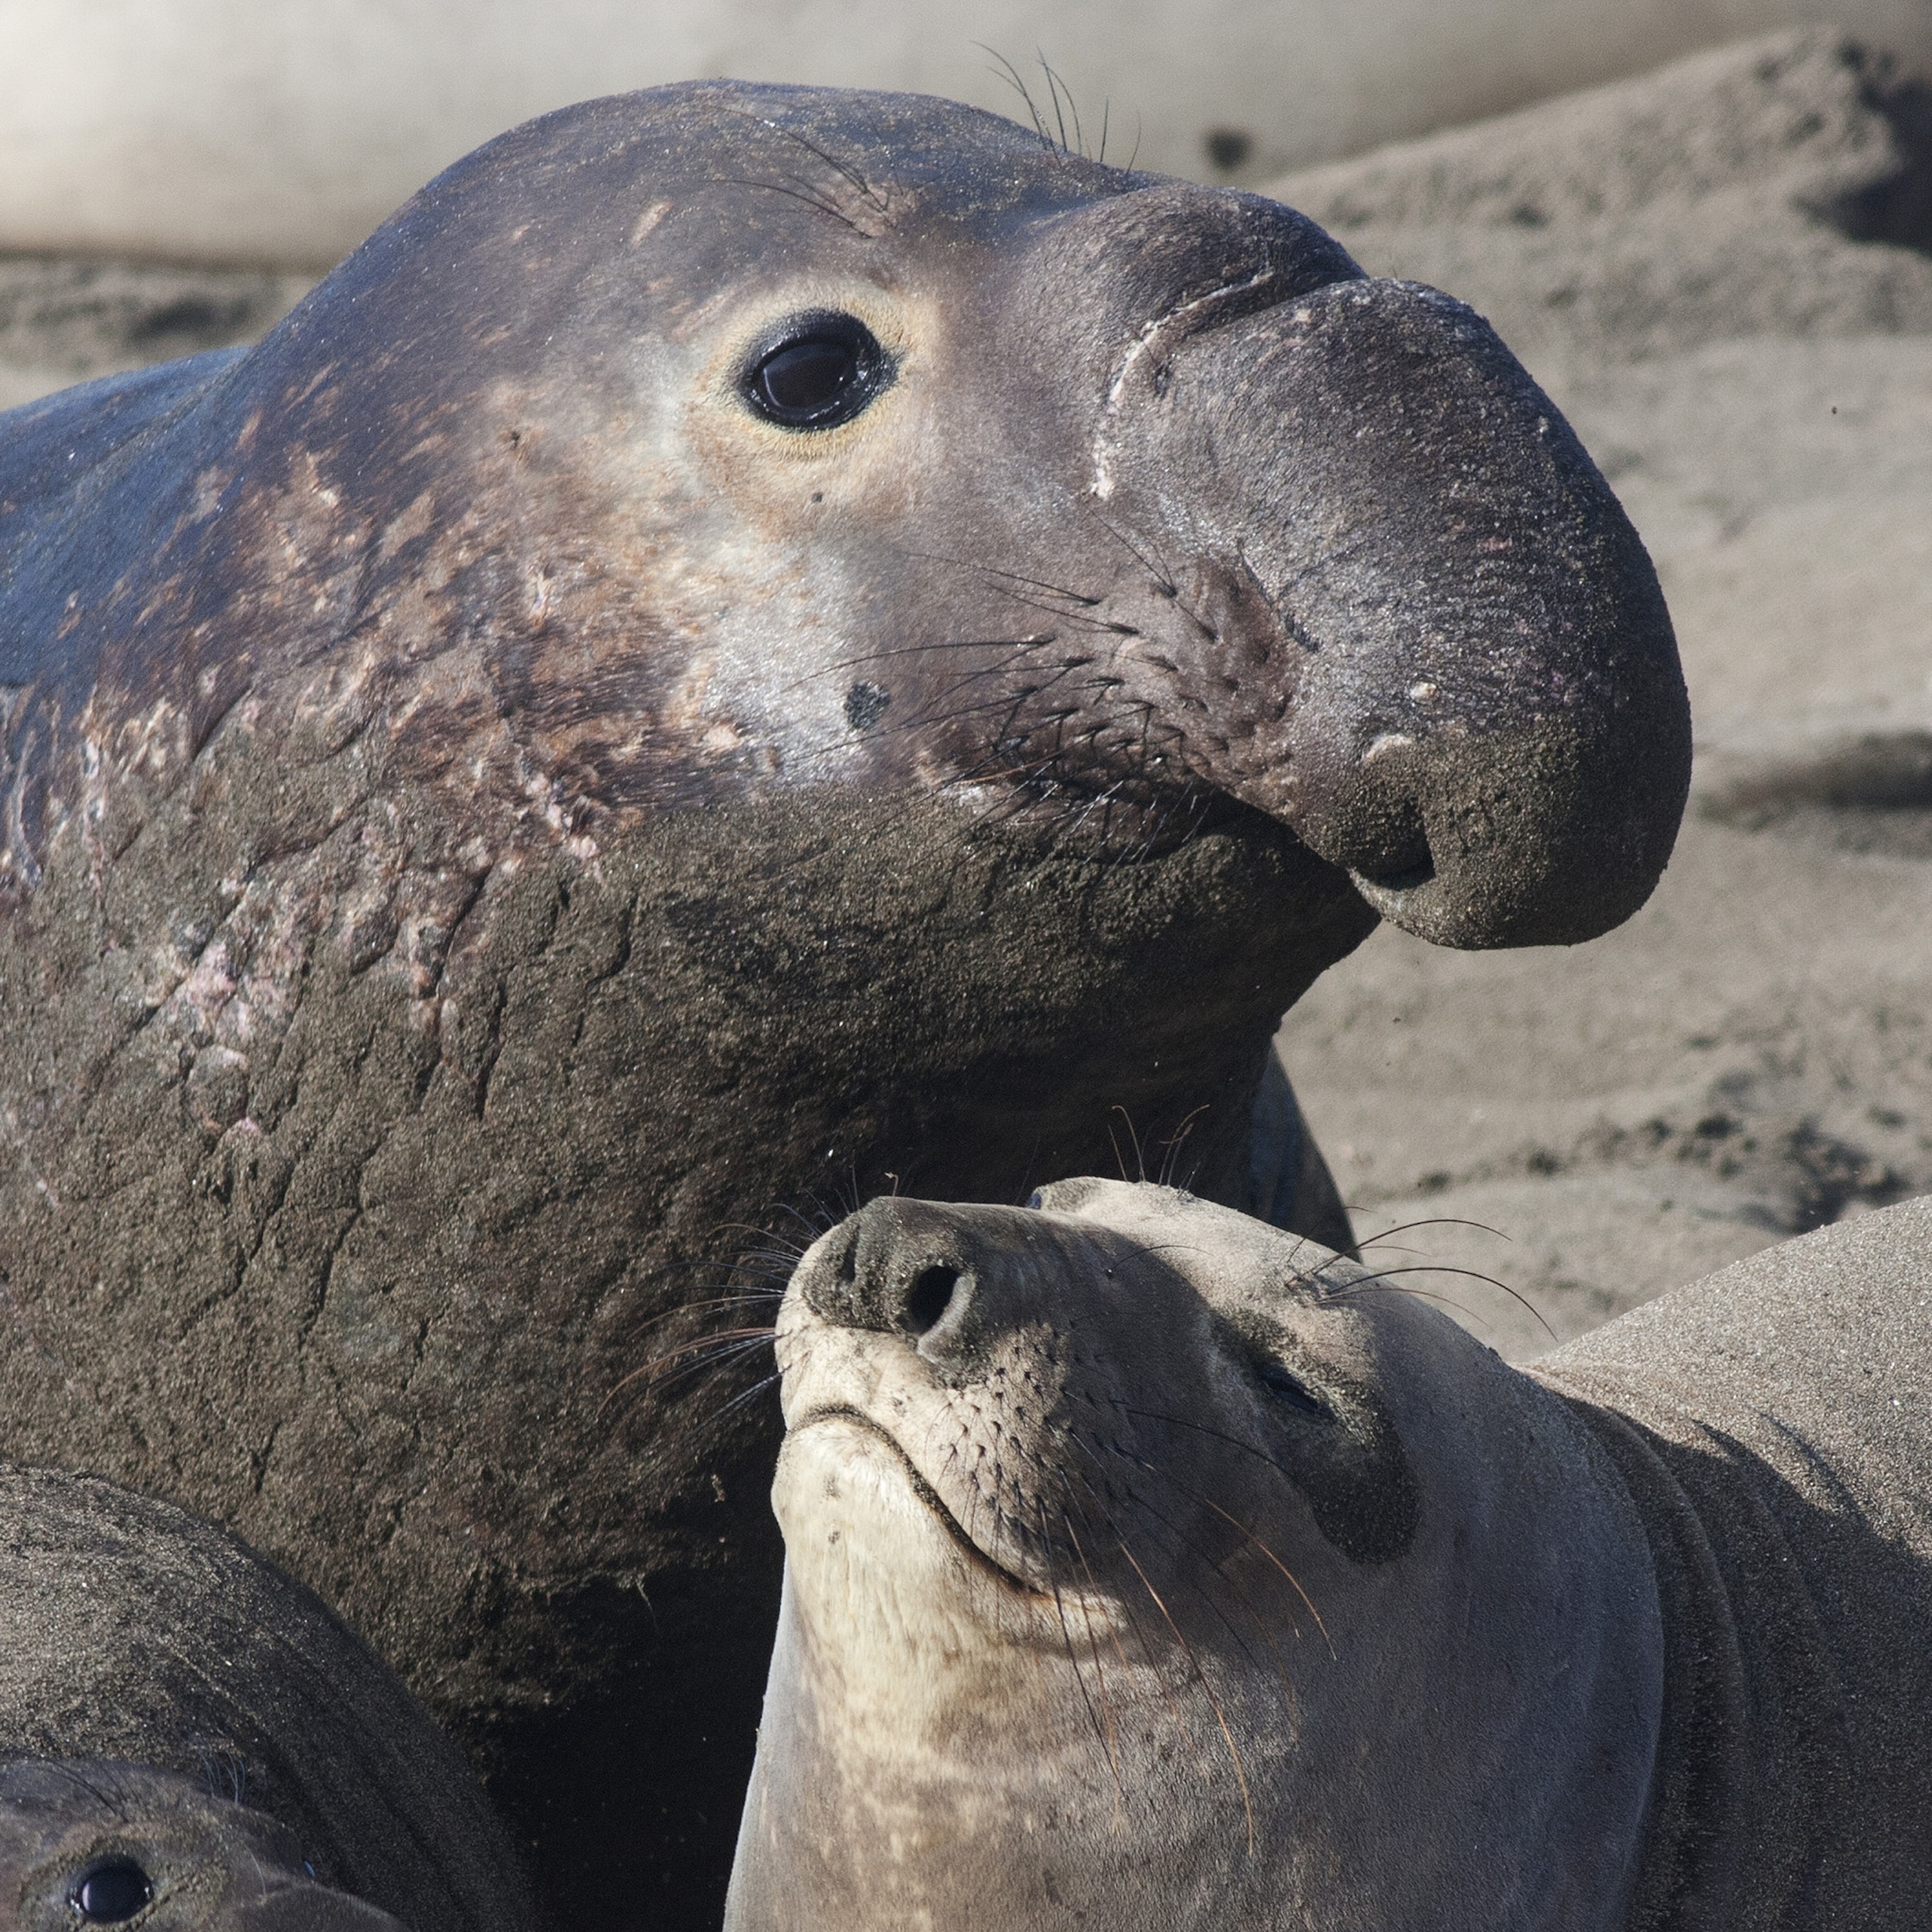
1,23 -> 1926,1358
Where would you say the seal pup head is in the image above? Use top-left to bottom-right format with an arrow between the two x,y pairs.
0,1761 -> 407,1932
729,1180 -> 1665,1931
0,1467 -> 535,1932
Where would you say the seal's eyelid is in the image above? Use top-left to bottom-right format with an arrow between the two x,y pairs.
1256,1358 -> 1329,1418
739,310 -> 893,429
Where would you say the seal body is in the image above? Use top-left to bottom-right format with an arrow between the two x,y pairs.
730,1183 -> 1932,1929
0,82 -> 1687,1914
0,1464 -> 535,1932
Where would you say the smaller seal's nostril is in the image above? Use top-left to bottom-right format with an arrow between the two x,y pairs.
900,1265 -> 961,1338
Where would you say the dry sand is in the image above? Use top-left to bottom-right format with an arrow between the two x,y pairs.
1,26 -> 1926,1358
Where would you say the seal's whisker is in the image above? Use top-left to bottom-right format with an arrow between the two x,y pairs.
1057,1506 -> 1128,1807
1112,1104 -> 1148,1182
1157,1105 -> 1211,1187
1122,1446 -> 1333,1658
1358,1216 -> 1513,1247
1038,53 -> 1079,157
1062,1470 -> 1218,1770
884,546 -> 1106,608
714,1218 -> 814,1258
714,175 -> 868,234
977,45 -> 1058,153
1064,1447 -> 1291,1752
1035,1495 -> 1116,1775
755,119 -> 889,213
1321,1263 -> 1553,1340
1087,1438 -> 1309,1657
1088,510 -> 1179,596
1114,1533 -> 1258,1855
1067,1437 -> 1278,1676
1108,1402 -> 1306,1493
711,1368 -> 783,1424
601,1327 -> 777,1413
626,1291 -> 786,1340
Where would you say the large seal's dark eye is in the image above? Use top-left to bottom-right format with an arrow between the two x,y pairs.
741,313 -> 891,429
72,1858 -> 152,1923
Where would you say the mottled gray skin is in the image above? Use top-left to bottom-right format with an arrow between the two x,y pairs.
0,82 -> 1687,1918
0,1466 -> 534,1932
733,1185 -> 1932,1931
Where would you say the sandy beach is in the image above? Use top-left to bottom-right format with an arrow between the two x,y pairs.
3,25 -> 1926,1359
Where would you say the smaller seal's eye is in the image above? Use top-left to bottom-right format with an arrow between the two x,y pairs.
742,313 -> 890,429
1024,1190 -> 1045,1210
71,1858 -> 152,1923
1258,1360 -> 1327,1418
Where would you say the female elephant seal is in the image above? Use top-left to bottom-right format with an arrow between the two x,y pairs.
0,80 -> 1687,1914
731,1184 -> 1932,1929
0,1465 -> 535,1932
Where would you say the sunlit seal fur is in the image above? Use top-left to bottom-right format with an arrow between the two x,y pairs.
730,1183 -> 1932,1930
0,1464 -> 535,1932
0,80 -> 1687,1917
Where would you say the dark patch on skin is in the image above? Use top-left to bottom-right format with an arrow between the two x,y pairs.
843,680 -> 891,731
1218,1306 -> 1421,1565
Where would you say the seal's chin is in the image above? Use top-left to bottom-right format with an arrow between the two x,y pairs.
774,1413 -> 1063,1658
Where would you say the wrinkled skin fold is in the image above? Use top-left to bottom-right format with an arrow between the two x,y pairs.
0,80 -> 1688,1924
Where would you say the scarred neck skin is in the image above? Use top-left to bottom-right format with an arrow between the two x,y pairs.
727,1181 -> 1666,1931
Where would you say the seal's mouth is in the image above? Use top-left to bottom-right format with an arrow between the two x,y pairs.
789,1403 -> 1053,1599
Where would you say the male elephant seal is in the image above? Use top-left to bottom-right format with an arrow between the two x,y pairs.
0,1464 -> 535,1932
731,1183 -> 1932,1929
0,80 -> 1688,1916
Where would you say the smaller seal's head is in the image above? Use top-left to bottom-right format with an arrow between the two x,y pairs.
0,1761 -> 405,1932
0,1467 -> 536,1932
728,1180 -> 1663,1932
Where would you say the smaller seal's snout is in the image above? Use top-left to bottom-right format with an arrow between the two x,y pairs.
797,1199 -> 995,1363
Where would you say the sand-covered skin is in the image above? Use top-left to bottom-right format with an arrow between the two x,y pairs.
1271,29 -> 1932,1356
3,27 -> 1926,1360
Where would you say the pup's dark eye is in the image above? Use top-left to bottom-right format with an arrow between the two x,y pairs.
71,1858 -> 152,1923
742,313 -> 891,428
1257,1361 -> 1327,1418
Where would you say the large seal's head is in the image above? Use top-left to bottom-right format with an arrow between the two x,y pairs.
6,81 -> 1687,955
730,1180 -> 1665,1930
0,1468 -> 535,1932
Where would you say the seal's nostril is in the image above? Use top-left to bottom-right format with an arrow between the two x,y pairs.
1355,845 -> 1436,894
901,1265 -> 961,1337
